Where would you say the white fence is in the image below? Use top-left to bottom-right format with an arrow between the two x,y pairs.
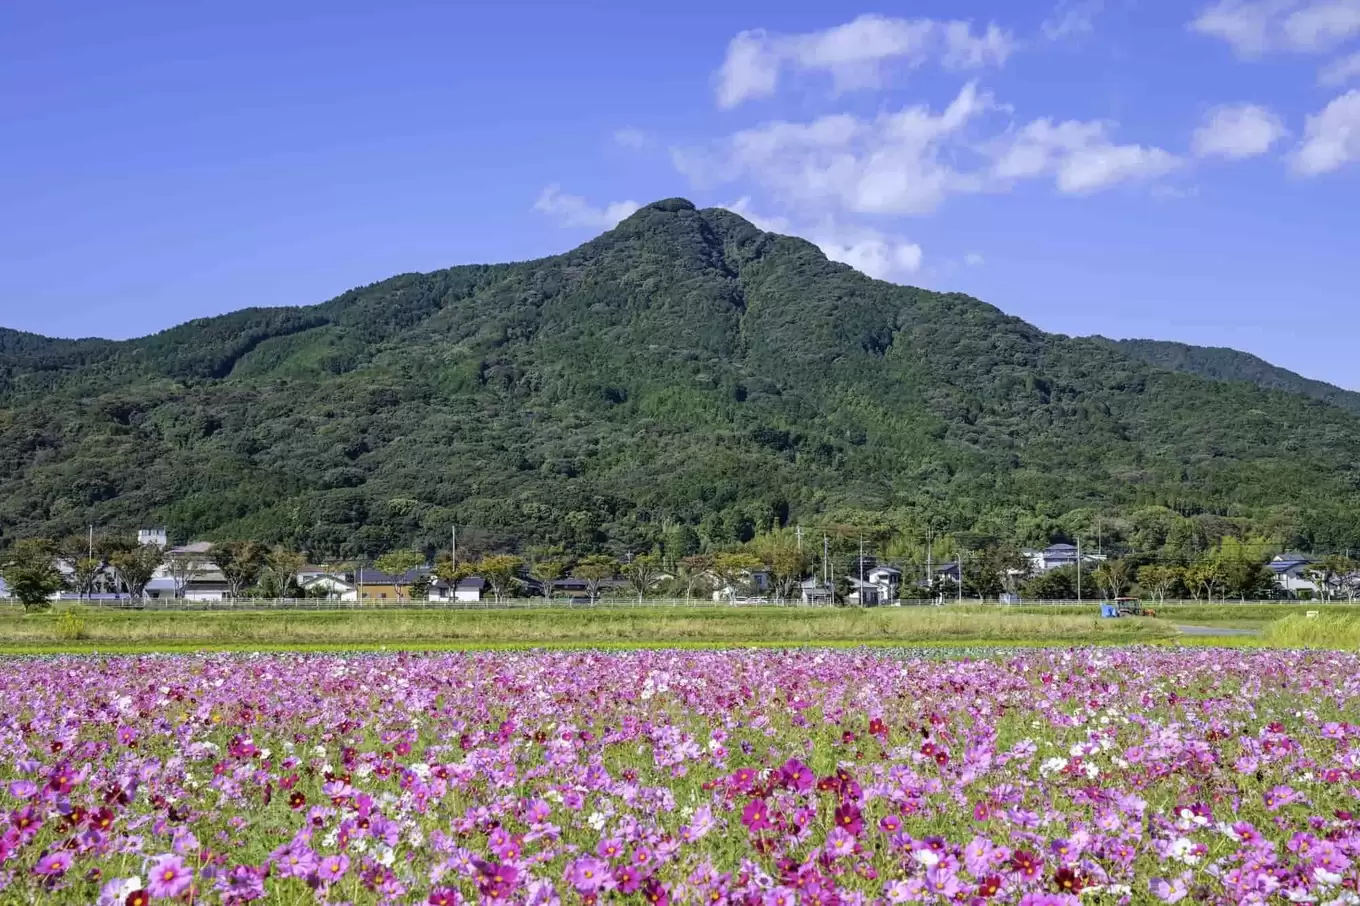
0,596 -> 1347,612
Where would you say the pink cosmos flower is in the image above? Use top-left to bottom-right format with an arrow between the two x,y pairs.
318,854 -> 350,885
146,855 -> 193,899
741,799 -> 773,833
33,851 -> 73,877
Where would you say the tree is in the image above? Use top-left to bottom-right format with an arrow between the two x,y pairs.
265,547 -> 306,598
571,555 -> 619,603
1208,537 -> 1274,601
528,556 -> 566,601
0,539 -> 64,612
476,554 -> 523,603
753,536 -> 811,603
373,549 -> 425,601
57,535 -> 102,600
1021,565 -> 1078,601
1305,555 -> 1357,602
211,541 -> 267,598
962,544 -> 1027,599
1185,558 -> 1227,603
110,544 -> 162,599
1092,559 -> 1131,601
620,553 -> 665,603
165,548 -> 207,599
711,551 -> 763,603
677,554 -> 714,604
1137,564 -> 1182,603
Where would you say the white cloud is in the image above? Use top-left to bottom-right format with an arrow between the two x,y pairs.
684,82 -> 996,215
1189,0 -> 1360,56
1191,103 -> 1288,158
714,15 -> 1013,107
1290,89 -> 1360,173
1319,49 -> 1360,83
613,127 -> 652,149
1042,0 -> 1105,40
532,186 -> 641,229
680,83 -> 1178,215
990,118 -> 1181,193
964,251 -> 986,266
720,198 -> 923,282
816,228 -> 924,280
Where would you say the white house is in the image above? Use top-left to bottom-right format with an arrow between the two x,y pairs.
429,577 -> 485,603
300,574 -> 358,601
145,541 -> 230,601
711,569 -> 771,603
1269,554 -> 1317,598
138,528 -> 168,547
846,566 -> 902,605
799,578 -> 835,605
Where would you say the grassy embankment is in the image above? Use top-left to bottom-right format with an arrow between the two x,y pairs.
0,605 -> 1174,653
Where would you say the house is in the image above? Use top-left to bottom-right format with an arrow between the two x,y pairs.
145,542 -> 231,601
301,574 -> 358,601
354,566 -> 432,601
138,528 -> 168,547
551,577 -> 627,601
429,576 -> 486,603
1026,544 -> 1078,574
711,569 -> 771,602
799,578 -> 835,605
1270,554 -> 1319,598
846,566 -> 903,605
0,577 -> 8,599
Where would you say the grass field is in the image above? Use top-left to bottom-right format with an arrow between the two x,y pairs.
0,604 -> 1177,653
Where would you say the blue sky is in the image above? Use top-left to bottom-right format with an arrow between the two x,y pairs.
2,0 -> 1358,387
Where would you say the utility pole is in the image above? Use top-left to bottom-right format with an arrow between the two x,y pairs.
88,525 -> 94,560
859,534 -> 866,606
957,549 -> 964,604
796,524 -> 803,552
1076,538 -> 1082,602
356,558 -> 364,603
925,533 -> 933,595
451,525 -> 457,569
823,534 -> 830,602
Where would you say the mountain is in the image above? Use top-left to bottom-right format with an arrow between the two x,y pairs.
1109,338 -> 1360,416
4,197 -> 1360,558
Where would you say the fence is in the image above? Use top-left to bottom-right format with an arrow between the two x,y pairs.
0,596 -> 1351,612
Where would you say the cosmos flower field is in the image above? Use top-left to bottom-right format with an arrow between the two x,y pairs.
4,649 -> 1360,906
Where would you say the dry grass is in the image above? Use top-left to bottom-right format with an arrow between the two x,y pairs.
0,605 -> 1175,652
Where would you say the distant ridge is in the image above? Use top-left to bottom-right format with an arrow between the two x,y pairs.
3,197 -> 1360,554
1109,338 -> 1360,416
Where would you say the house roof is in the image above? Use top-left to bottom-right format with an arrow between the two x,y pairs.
169,541 -> 214,556
431,577 -> 486,590
302,575 -> 355,589
1269,559 -> 1311,574
1044,544 -> 1077,554
356,566 -> 432,584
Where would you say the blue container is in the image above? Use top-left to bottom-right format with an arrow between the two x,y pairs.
1100,603 -> 1120,618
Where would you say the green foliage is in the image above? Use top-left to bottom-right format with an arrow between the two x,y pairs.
571,555 -> 619,602
54,610 -> 88,642
108,544 -> 162,598
0,539 -> 63,611
1115,338 -> 1360,416
475,554 -> 523,602
620,553 -> 665,602
5,199 -> 1360,560
211,541 -> 267,597
1021,565 -> 1078,601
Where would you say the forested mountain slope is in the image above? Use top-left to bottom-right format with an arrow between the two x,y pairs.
3,198 -> 1360,558
1110,338 -> 1360,416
